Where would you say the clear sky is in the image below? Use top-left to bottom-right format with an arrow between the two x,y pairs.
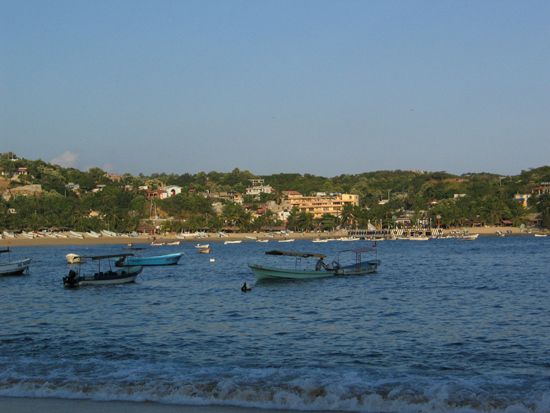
1,0 -> 549,176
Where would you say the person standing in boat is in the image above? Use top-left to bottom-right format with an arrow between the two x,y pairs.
315,257 -> 327,271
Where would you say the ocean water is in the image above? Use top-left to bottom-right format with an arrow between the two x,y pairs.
1,237 -> 549,412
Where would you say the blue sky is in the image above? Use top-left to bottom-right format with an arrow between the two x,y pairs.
1,0 -> 549,176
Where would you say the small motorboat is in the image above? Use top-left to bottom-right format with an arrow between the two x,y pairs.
63,253 -> 142,288
0,248 -> 31,276
224,240 -> 242,244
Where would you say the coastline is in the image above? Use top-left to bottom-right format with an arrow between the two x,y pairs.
0,226 -> 545,248
0,397 -> 339,413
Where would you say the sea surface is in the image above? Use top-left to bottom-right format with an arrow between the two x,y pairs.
1,237 -> 549,412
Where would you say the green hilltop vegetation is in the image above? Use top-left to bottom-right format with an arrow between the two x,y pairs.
1,152 -> 550,233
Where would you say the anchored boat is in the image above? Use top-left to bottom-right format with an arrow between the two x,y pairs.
249,246 -> 381,281
0,248 -> 31,276
63,253 -> 142,288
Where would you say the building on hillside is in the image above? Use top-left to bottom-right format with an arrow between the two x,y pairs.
65,182 -> 80,193
146,189 -> 165,200
164,185 -> 182,198
208,191 -> 243,204
532,182 -> 550,196
281,191 -> 359,219
513,193 -> 531,208
246,179 -> 273,196
15,167 -> 28,176
105,173 -> 122,182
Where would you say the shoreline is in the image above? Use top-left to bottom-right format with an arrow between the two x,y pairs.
0,226 -> 546,248
0,396 -> 339,413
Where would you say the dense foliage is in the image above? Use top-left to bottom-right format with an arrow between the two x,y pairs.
1,153 -> 549,232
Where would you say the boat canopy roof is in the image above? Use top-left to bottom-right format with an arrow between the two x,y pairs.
265,250 -> 326,259
338,247 -> 374,254
81,253 -> 134,260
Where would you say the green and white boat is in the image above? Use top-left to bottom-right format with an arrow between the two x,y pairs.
249,248 -> 380,281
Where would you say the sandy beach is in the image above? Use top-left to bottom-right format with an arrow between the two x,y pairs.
0,226 -> 544,248
0,397 -> 339,413
0,231 -> 345,248
0,226 -> 548,247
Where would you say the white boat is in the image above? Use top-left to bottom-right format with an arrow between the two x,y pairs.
534,233 -> 547,238
278,239 -> 295,243
101,230 -> 117,237
256,239 -> 269,243
0,248 -> 31,275
66,253 -> 82,264
224,240 -> 242,244
312,238 -> 329,243
195,244 -> 209,249
459,234 -> 479,241
69,231 -> 84,239
166,240 -> 181,246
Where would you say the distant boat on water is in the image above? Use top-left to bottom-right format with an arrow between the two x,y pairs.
224,240 -> 242,244
117,252 -> 183,266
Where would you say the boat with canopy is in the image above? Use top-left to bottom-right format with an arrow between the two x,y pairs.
63,253 -> 142,288
248,246 -> 380,281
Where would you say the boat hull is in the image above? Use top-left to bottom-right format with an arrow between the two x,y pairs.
0,258 -> 31,275
64,266 -> 143,287
249,264 -> 335,281
123,253 -> 182,266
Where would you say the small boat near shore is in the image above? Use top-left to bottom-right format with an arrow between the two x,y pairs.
0,248 -> 31,276
224,240 -> 242,245
63,253 -> 142,288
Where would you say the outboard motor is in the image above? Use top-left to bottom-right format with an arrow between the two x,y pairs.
63,269 -> 79,288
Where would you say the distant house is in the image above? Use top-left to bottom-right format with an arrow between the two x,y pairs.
15,167 -> 28,176
164,185 -> 182,198
246,179 -> 273,196
65,182 -> 80,192
532,182 -> 550,196
105,173 -> 122,182
92,185 -> 106,193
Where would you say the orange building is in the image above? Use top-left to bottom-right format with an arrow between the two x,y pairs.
282,192 -> 359,219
